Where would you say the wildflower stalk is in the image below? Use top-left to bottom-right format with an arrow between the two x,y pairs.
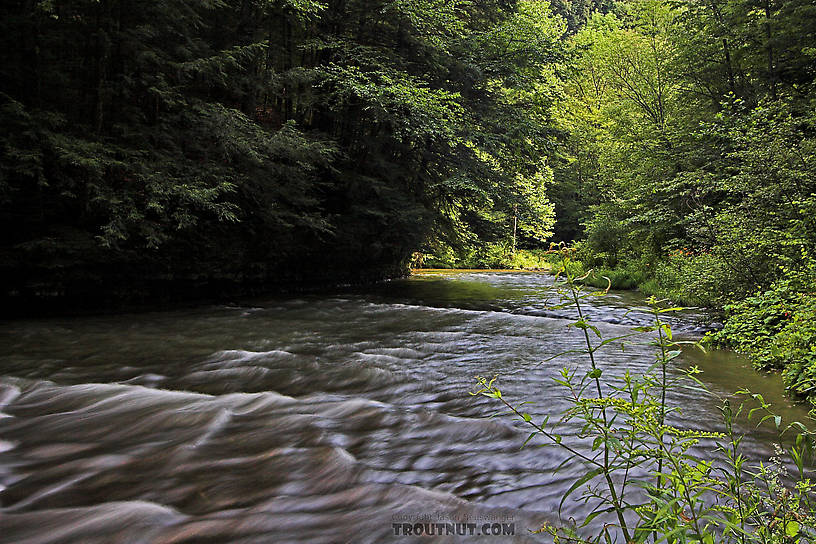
564,258 -> 633,542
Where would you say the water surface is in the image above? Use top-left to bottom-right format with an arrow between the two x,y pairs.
0,270 -> 810,543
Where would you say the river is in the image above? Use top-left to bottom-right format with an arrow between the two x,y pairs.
0,270 -> 810,543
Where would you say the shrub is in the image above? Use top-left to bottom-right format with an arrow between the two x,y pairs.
652,251 -> 741,308
417,241 -> 552,270
711,280 -> 816,408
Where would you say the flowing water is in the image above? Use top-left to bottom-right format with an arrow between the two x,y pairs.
0,270 -> 811,543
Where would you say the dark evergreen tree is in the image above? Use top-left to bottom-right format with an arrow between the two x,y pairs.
0,0 -> 564,309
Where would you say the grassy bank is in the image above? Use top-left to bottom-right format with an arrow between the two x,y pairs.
710,283 -> 816,411
541,250 -> 735,307
414,244 -> 551,270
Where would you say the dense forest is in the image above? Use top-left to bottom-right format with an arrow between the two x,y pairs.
3,1 -> 816,540
1,1 -> 815,396
0,0 -> 562,307
545,0 -> 816,411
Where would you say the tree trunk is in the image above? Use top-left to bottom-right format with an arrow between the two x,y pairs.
512,204 -> 518,254
764,0 -> 777,100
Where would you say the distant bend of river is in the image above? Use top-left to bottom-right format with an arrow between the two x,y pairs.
0,270 -> 809,543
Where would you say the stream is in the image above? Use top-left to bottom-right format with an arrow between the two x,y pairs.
0,270 -> 811,543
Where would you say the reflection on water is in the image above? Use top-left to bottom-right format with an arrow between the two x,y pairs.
0,271 -> 811,542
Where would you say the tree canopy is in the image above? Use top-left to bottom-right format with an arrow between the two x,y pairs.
0,0 -> 564,305
2,0 -> 816,321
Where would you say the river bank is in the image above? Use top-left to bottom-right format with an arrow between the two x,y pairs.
0,262 -> 414,319
551,254 -> 816,413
